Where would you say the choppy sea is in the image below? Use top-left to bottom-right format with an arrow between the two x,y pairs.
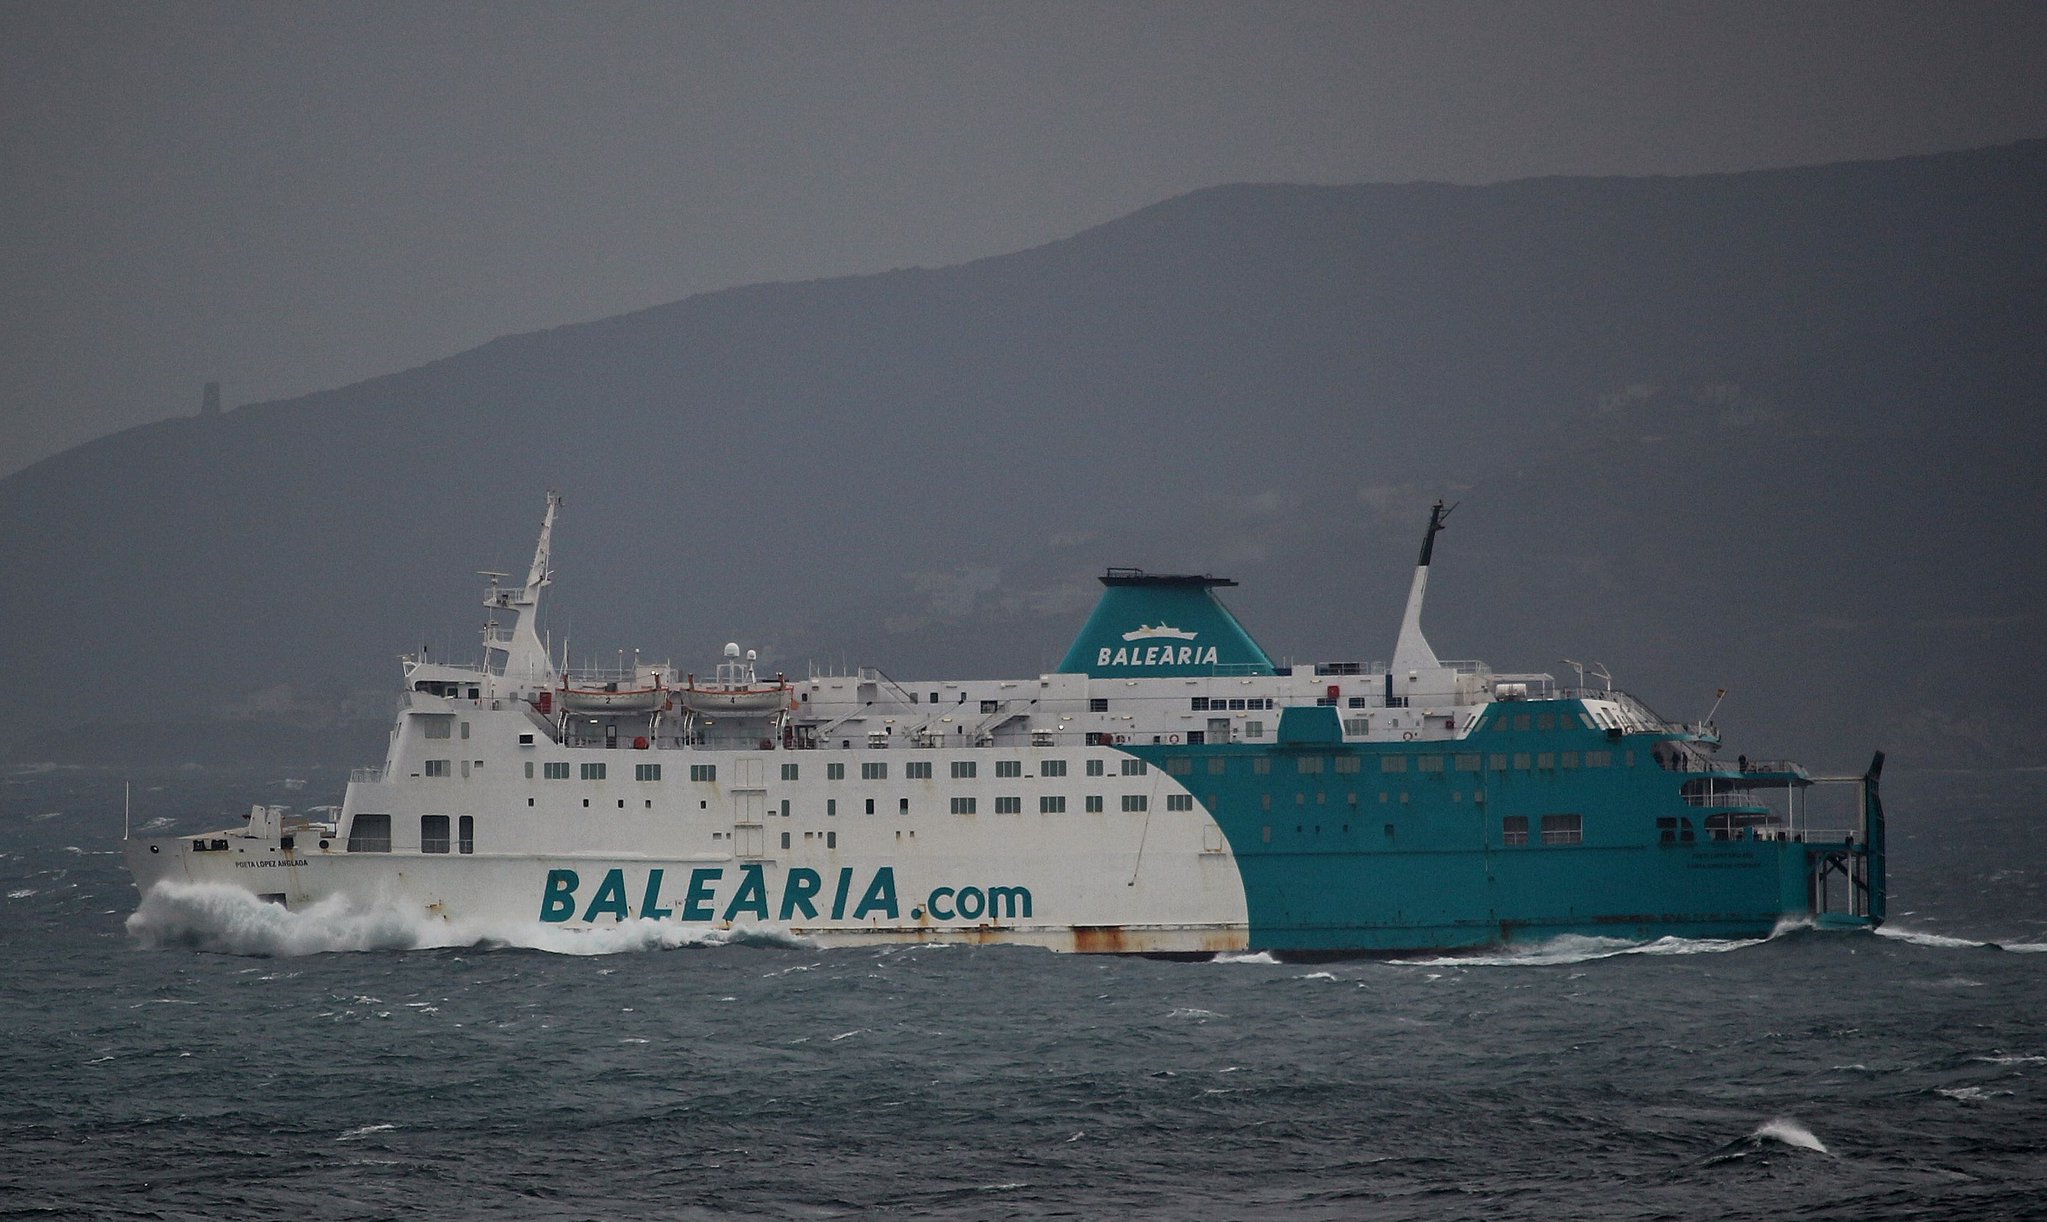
3,764 -> 2044,1220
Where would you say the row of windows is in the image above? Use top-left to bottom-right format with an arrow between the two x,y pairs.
1487,712 -> 1604,733
527,757 -> 1133,783
1501,813 -> 1583,845
346,813 -> 473,854
1188,697 -> 1277,711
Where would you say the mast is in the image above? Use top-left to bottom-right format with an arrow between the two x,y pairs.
483,491 -> 562,695
1390,500 -> 1455,674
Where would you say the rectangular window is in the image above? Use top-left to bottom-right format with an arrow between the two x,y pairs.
1501,815 -> 1529,847
1089,698 -> 1109,712
1335,755 -> 1362,775
980,699 -> 998,714
1121,794 -> 1149,812
1041,759 -> 1067,777
1085,795 -> 1104,813
1455,754 -> 1482,772
1418,755 -> 1445,773
460,722 -> 470,740
1514,714 -> 1532,732
1191,697 -> 1209,710
1540,814 -> 1583,844
523,761 -> 535,779
949,797 -> 977,814
1039,795 -> 1066,813
1347,697 -> 1368,709
828,799 -> 837,817
905,761 -> 933,779
1085,759 -> 1105,777
1537,714 -> 1556,731
420,815 -> 450,854
580,762 -> 606,781
1229,699 -> 1246,710
346,813 -> 391,853
422,717 -> 452,740
1584,750 -> 1612,768
1536,753 -> 1555,771
1208,757 -> 1228,775
424,759 -> 452,778
995,796 -> 1022,814
1560,752 -> 1579,769
458,815 -> 474,854
543,761 -> 570,780
1166,794 -> 1194,811
950,760 -> 977,779
635,763 -> 661,781
1252,757 -> 1271,775
1513,752 -> 1533,770
781,763 -> 800,781
1489,754 -> 1509,772
1296,756 -> 1325,774
1244,721 -> 1264,738
861,761 -> 888,780
827,831 -> 837,848
1167,757 -> 1194,775
827,762 -> 845,780
1381,756 -> 1408,773
1120,759 -> 1147,776
995,760 -> 1022,778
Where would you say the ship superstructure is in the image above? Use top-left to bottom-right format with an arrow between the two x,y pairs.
125,495 -> 1885,955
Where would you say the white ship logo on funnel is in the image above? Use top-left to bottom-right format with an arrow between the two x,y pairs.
1122,624 -> 1198,642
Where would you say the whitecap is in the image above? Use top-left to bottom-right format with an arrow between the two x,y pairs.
1210,951 -> 1280,965
1876,926 -> 1994,950
1753,1117 -> 1829,1154
336,1124 -> 395,1142
1167,1007 -> 1222,1020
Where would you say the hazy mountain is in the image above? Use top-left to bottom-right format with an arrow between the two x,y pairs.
5,141 -> 2043,770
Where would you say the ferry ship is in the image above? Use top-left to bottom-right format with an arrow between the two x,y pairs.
124,495 -> 1886,955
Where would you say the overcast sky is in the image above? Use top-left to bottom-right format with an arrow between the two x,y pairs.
3,0 -> 2042,476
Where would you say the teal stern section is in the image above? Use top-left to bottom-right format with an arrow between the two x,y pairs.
1057,570 -> 1277,678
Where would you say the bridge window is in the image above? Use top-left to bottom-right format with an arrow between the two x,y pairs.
906,761 -> 933,779
1501,815 -> 1528,846
996,760 -> 1022,778
862,761 -> 888,780
458,815 -> 473,854
420,815 -> 450,854
347,814 -> 391,853
1040,795 -> 1066,813
1540,814 -> 1583,845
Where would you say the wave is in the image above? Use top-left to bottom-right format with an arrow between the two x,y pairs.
1209,951 -> 1280,965
1398,930 -> 1773,968
1702,1117 -> 1832,1165
124,880 -> 815,957
1876,924 -> 2047,952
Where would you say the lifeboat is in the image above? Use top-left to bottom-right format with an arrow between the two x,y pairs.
556,674 -> 665,714
681,644 -> 791,718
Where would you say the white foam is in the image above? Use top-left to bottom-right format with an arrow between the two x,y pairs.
1753,1118 -> 1829,1154
1210,951 -> 1280,965
1875,925 -> 2001,950
1401,931 -> 1768,968
125,880 -> 815,957
336,1124 -> 395,1142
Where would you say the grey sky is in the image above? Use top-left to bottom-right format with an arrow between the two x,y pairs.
4,0 -> 2042,476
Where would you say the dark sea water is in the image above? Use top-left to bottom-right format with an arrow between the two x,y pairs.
4,765 -> 2044,1220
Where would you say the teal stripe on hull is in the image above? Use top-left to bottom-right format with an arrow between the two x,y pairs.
1131,698 -> 1832,955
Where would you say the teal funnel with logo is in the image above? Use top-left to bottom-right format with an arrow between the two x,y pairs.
1056,570 -> 1278,678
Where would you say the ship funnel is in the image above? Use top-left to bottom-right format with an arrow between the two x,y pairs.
1391,500 -> 1454,673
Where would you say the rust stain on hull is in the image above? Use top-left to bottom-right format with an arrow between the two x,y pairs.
1071,925 -> 1130,954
